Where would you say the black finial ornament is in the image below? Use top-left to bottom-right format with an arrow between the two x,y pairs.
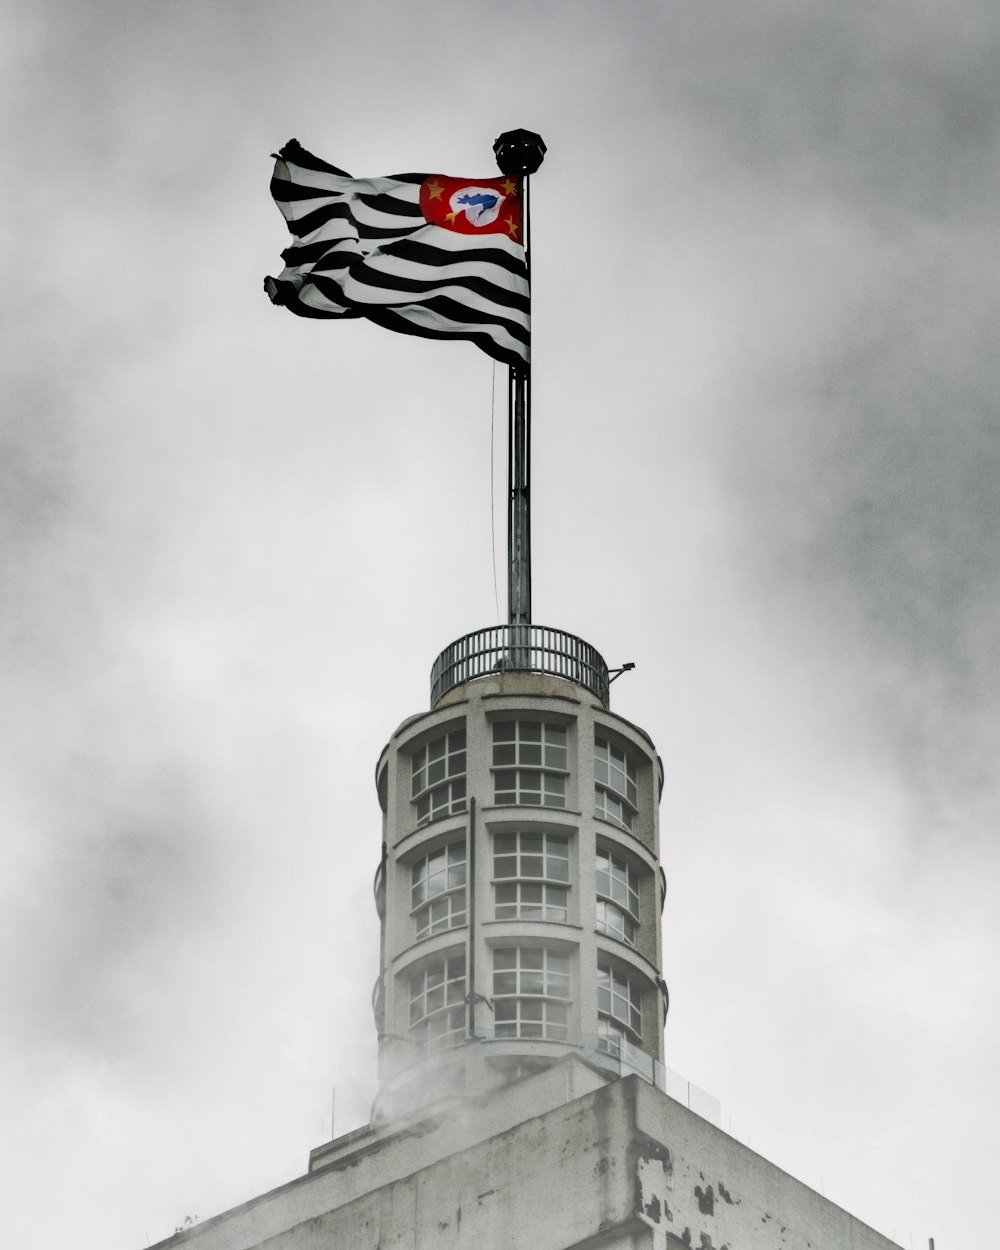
493,129 -> 546,176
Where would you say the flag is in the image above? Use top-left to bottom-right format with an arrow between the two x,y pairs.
264,140 -> 529,368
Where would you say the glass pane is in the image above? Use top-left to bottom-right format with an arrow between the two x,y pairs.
520,743 -> 542,766
519,772 -> 541,803
495,883 -> 517,907
494,743 -> 516,766
495,999 -> 516,1022
520,722 -> 541,742
521,855 -> 544,878
547,1002 -> 568,1027
450,751 -> 466,777
494,971 -> 518,996
450,729 -> 466,750
494,948 -> 516,970
427,986 -> 444,1013
549,857 -> 570,883
521,949 -> 543,970
494,722 -> 515,742
495,856 -> 518,878
544,729 -> 567,769
495,834 -> 517,855
522,883 -> 543,905
521,833 -> 543,854
522,999 -> 543,1021
519,971 -> 542,995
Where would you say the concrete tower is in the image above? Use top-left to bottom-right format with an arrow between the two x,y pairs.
158,624 -> 907,1250
367,625 -> 668,1125
149,130 -> 909,1250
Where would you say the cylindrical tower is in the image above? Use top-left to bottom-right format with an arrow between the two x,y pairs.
371,624 -> 666,1123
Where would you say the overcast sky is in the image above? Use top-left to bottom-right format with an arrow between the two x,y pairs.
2,2 -> 997,1246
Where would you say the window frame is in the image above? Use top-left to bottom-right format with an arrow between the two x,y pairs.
492,946 -> 571,1041
493,830 -> 570,923
595,846 -> 640,948
408,953 -> 467,1053
411,728 -> 467,828
410,840 -> 468,940
594,735 -> 638,832
597,961 -> 642,1043
492,719 -> 569,810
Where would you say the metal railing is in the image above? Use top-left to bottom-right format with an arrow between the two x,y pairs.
430,624 -> 609,706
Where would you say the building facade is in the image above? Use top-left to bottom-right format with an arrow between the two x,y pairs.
371,625 -> 668,1124
150,626 -> 905,1250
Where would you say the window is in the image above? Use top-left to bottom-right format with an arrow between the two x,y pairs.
493,947 -> 570,1040
596,899 -> 635,945
409,954 -> 466,1053
493,721 -> 567,808
595,848 -> 639,946
596,1016 -> 630,1058
494,832 -> 569,921
597,962 -> 642,1052
412,842 -> 467,939
594,736 -> 637,831
412,729 -> 466,827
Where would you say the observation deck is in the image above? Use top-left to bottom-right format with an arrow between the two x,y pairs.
430,624 -> 609,708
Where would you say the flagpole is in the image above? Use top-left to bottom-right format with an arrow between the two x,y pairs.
494,130 -> 546,638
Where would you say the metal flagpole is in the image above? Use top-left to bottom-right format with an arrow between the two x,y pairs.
494,130 -> 546,648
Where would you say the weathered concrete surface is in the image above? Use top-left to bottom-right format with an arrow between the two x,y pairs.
631,1077 -> 902,1250
152,1060 -> 904,1250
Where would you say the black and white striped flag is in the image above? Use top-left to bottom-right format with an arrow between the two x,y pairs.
264,140 -> 529,368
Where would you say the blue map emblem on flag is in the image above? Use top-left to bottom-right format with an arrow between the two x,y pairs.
450,185 -> 505,227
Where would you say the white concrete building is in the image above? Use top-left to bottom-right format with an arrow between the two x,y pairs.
150,625 -> 905,1250
372,626 -> 667,1125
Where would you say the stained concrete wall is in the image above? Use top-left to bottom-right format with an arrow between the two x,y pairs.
152,1059 -> 903,1250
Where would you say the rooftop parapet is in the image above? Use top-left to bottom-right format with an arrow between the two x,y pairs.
430,624 -> 610,708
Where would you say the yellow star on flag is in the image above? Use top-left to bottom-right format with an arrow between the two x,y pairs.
501,177 -> 518,197
505,216 -> 519,239
425,178 -> 444,200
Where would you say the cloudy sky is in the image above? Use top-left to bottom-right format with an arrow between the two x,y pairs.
2,2 -> 997,1246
